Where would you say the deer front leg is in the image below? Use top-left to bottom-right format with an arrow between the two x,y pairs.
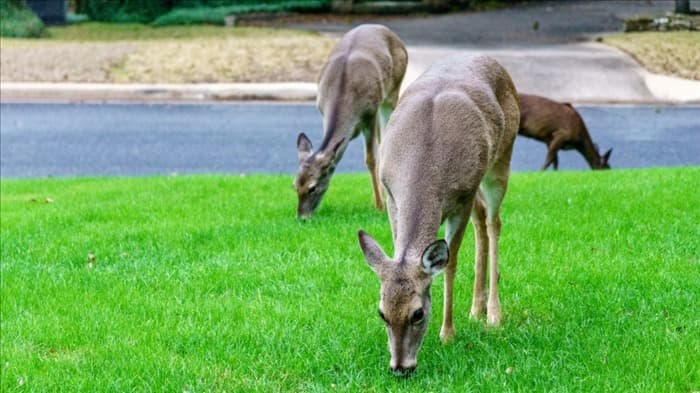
470,193 -> 488,320
542,135 -> 567,170
364,117 -> 384,210
440,205 -> 471,343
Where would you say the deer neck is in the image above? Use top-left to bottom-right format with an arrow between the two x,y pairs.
579,134 -> 602,169
391,191 -> 443,262
318,105 -> 359,166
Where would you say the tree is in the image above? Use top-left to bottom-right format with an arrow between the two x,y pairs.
675,0 -> 690,14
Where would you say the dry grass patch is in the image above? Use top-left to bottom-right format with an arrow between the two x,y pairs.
0,41 -> 136,83
603,31 -> 700,80
112,35 -> 336,83
0,25 -> 336,83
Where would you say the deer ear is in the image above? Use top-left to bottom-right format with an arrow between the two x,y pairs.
297,133 -> 313,162
358,230 -> 388,271
602,148 -> 613,161
421,240 -> 449,276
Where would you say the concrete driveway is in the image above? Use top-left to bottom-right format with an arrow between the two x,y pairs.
282,0 -> 700,103
403,43 -> 657,103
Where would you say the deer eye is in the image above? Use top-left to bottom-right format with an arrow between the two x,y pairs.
308,185 -> 317,194
410,308 -> 425,324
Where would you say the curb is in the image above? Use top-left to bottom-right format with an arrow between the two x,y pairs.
0,82 -> 318,102
642,72 -> 700,103
1,79 -> 699,105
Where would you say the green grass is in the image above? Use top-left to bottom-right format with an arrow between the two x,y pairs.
39,22 -> 320,41
1,168 -> 699,392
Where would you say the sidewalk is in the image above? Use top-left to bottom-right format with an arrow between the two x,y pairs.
3,42 -> 699,104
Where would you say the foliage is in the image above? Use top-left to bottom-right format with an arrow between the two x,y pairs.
153,1 -> 328,26
1,168 -> 699,391
0,0 -> 44,37
81,0 -> 330,23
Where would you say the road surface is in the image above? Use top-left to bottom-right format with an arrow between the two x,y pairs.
1,102 -> 698,178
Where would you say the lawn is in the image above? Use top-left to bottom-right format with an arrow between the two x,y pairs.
1,168 -> 698,392
0,23 -> 336,83
603,31 -> 700,81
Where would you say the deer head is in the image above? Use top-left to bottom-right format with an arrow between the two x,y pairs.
294,133 -> 344,219
599,147 -> 613,169
593,144 -> 613,169
358,230 -> 449,376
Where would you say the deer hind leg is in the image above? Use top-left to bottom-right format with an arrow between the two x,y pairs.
469,191 -> 488,320
378,91 -> 398,134
363,117 -> 384,210
481,172 -> 509,327
440,204 -> 472,343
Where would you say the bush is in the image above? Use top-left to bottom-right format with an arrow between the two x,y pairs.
153,1 -> 329,26
81,0 -> 330,23
0,0 -> 45,37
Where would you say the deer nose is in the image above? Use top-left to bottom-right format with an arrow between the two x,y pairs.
296,206 -> 312,220
390,364 -> 416,377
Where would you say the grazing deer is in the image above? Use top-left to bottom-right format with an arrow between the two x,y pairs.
357,54 -> 519,375
295,24 -> 407,218
518,93 -> 612,170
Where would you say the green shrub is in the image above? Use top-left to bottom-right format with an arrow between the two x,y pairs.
153,1 -> 329,26
82,0 -> 330,23
0,0 -> 45,37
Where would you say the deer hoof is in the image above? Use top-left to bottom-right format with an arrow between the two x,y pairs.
486,310 -> 502,327
440,326 -> 455,343
469,306 -> 485,320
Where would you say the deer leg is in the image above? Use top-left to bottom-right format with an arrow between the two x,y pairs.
378,98 -> 395,134
440,205 -> 471,343
469,192 -> 488,320
364,117 -> 384,210
542,136 -> 567,171
481,173 -> 508,327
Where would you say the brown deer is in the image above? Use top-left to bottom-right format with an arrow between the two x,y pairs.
357,54 -> 519,375
518,93 -> 612,170
295,24 -> 407,219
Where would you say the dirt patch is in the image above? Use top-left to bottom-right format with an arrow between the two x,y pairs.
1,33 -> 336,83
112,35 -> 336,83
1,42 -> 136,82
603,32 -> 700,81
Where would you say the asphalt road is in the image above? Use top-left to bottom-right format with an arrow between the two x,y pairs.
279,0 -> 673,47
1,102 -> 699,178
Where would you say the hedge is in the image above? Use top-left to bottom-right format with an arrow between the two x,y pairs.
80,0 -> 331,23
153,1 -> 329,26
0,0 -> 45,37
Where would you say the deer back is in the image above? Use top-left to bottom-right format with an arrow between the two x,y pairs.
518,93 -> 587,143
316,24 -> 407,148
380,54 -> 519,257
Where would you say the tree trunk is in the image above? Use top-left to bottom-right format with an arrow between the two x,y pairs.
675,0 -> 690,14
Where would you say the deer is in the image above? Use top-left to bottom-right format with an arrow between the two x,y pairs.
357,54 -> 520,376
294,24 -> 407,219
518,93 -> 612,170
